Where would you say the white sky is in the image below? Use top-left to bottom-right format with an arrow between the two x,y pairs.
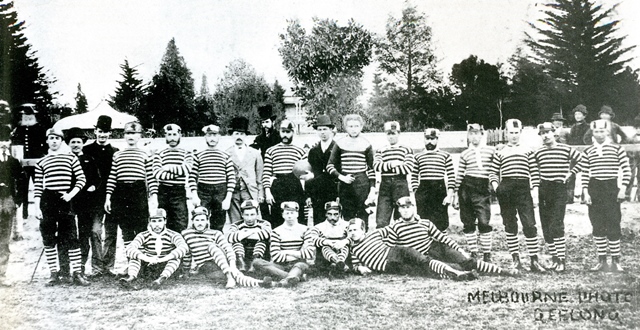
12,0 -> 640,107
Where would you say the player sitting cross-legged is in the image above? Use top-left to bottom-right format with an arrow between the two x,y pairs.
310,201 -> 350,276
226,200 -> 272,272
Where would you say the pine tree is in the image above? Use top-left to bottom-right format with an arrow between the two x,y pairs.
194,74 -> 216,125
74,83 -> 88,114
108,59 -> 145,116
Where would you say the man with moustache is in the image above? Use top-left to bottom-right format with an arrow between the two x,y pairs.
189,124 -> 236,231
82,115 -> 118,277
250,105 -> 281,222
153,124 -> 193,233
226,117 -> 264,223
304,115 -> 338,225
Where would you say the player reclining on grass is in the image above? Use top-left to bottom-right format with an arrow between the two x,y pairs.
119,208 -> 188,290
182,206 -> 273,288
226,200 -> 272,272
309,201 -> 350,276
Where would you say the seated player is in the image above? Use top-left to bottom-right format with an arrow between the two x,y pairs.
226,200 -> 272,272
252,202 -> 314,287
389,197 -> 518,277
119,209 -> 188,290
182,206 -> 272,288
310,201 -> 350,275
347,218 -> 472,280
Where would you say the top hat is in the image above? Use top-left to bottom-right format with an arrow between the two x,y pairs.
572,104 -> 587,115
550,113 -> 566,122
257,105 -> 276,121
598,105 -> 615,119
229,117 -> 251,134
505,119 -> 522,130
64,127 -> 87,144
384,121 -> 401,133
313,115 -> 334,129
202,124 -> 220,135
95,115 -> 112,131
0,125 -> 11,141
18,103 -> 37,115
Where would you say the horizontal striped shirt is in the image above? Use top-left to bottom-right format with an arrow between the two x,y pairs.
455,146 -> 495,190
580,143 -> 631,189
153,147 -> 193,186
531,143 -> 582,187
411,150 -> 455,191
106,148 -> 157,196
327,136 -> 375,181
126,228 -> 188,260
310,219 -> 349,247
227,220 -> 272,243
385,218 -> 461,254
349,230 -> 391,272
188,148 -> 236,193
270,223 -> 315,263
373,144 -> 415,176
182,228 -> 235,269
34,153 -> 86,198
262,143 -> 306,189
489,144 -> 537,185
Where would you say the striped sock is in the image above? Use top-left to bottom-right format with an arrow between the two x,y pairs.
476,260 -> 502,274
506,233 -> 519,255
337,245 -> 350,263
44,246 -> 60,273
465,233 -> 479,253
128,259 -> 141,277
322,246 -> 339,263
232,243 -> 246,259
234,273 -> 262,287
160,259 -> 181,278
547,241 -> 557,256
554,237 -> 566,259
593,236 -> 608,256
608,239 -> 621,257
253,242 -> 267,258
68,248 -> 82,274
479,232 -> 492,253
525,237 -> 539,256
428,259 -> 447,275
208,244 -> 231,274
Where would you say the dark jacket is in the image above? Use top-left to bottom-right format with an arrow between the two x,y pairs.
11,124 -> 48,159
305,140 -> 338,199
250,128 -> 281,159
73,153 -> 102,210
0,155 -> 27,204
568,121 -> 590,145
83,141 -> 118,197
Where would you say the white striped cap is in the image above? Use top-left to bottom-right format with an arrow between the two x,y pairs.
590,119 -> 610,130
202,124 -> 220,134
384,121 -> 401,132
505,119 -> 522,130
424,128 -> 440,137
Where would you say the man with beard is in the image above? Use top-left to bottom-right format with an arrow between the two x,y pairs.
189,124 -> 236,231
153,124 -> 193,233
105,122 -> 158,276
411,129 -> 455,233
250,105 -> 281,222
226,117 -> 264,223
304,115 -> 338,225
227,200 -> 272,272
490,119 -> 546,273
82,115 -> 118,277
34,128 -> 89,286
66,127 -> 102,276
263,120 -> 307,228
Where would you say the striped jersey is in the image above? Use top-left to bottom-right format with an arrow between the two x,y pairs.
227,220 -> 272,243
489,144 -> 537,185
373,144 -> 415,176
411,150 -> 455,191
580,143 -> 631,189
310,219 -> 349,247
34,153 -> 86,198
126,228 -> 188,260
455,146 -> 495,190
531,143 -> 582,187
262,143 -> 306,189
106,148 -> 157,196
327,136 -> 375,181
188,148 -> 236,193
153,147 -> 193,186
349,230 -> 391,272
270,223 -> 315,263
182,228 -> 235,269
386,218 -> 461,254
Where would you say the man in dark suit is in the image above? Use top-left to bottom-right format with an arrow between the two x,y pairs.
305,115 -> 338,225
250,105 -> 280,222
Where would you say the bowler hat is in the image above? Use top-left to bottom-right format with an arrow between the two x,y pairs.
313,115 -> 334,129
598,105 -> 615,119
257,105 -> 276,121
229,117 -> 251,134
17,103 -> 37,115
572,104 -> 588,115
550,113 -> 566,122
64,127 -> 87,144
95,115 -> 112,131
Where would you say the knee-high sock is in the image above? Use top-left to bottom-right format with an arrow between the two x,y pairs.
465,232 -> 478,253
506,233 -> 519,255
337,245 -> 349,263
593,236 -> 608,257
525,237 -> 539,256
253,241 -> 267,258
547,241 -> 557,256
608,239 -> 620,257
232,243 -> 245,259
475,260 -> 502,274
160,259 -> 181,278
321,246 -> 339,263
128,259 -> 142,277
553,237 -> 566,259
479,232 -> 492,254
208,244 -> 231,274
68,248 -> 82,274
234,272 -> 263,287
44,246 -> 60,273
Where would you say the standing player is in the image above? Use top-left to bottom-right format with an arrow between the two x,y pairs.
226,117 -> 264,223
411,128 -> 455,233
33,128 -> 89,286
105,122 -> 158,275
490,119 -> 546,272
581,120 -> 631,272
373,121 -> 414,228
119,209 -> 189,290
83,115 -> 118,277
190,124 -> 235,231
182,206 -> 273,288
305,115 -> 338,225
453,124 -> 495,261
153,124 -> 193,233
227,200 -> 272,272
531,123 -> 582,272
250,105 -> 281,222
327,114 -> 376,229
263,120 -> 307,228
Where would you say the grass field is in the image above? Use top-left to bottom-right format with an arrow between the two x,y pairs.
1,202 -> 639,330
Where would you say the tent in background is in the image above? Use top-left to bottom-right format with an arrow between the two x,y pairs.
53,101 -> 138,130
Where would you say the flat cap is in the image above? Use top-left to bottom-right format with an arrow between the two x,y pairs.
163,124 -> 182,134
240,200 -> 260,210
280,201 -> 299,211
396,196 -> 414,207
505,119 -> 522,130
150,208 -> 167,219
384,121 -> 401,132
202,124 -> 220,135
424,128 -> 440,138
45,128 -> 64,138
